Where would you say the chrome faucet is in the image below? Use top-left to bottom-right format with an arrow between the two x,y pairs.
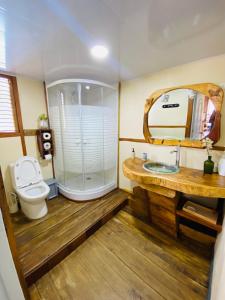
170,145 -> 180,168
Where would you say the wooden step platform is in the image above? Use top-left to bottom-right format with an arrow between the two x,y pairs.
11,189 -> 128,285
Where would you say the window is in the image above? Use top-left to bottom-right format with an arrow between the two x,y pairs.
0,74 -> 19,135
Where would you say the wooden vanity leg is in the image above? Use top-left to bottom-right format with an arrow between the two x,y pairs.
128,186 -> 151,223
147,190 -> 180,238
175,214 -> 180,238
127,185 -> 181,238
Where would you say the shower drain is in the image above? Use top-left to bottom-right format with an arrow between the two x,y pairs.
86,177 -> 92,180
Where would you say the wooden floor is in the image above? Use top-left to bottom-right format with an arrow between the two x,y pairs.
29,210 -> 211,300
11,189 -> 128,285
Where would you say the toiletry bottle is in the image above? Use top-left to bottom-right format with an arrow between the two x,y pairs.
142,152 -> 147,161
204,156 -> 214,174
218,151 -> 225,176
132,148 -> 135,159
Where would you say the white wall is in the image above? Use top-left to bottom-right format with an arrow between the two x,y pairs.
211,218 -> 225,300
0,211 -> 24,300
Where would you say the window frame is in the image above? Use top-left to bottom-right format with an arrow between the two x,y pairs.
0,73 -> 23,138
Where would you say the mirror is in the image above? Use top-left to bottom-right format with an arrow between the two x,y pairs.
143,83 -> 224,147
149,89 -> 216,140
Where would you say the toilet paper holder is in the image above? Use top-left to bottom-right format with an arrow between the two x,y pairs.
37,129 -> 54,159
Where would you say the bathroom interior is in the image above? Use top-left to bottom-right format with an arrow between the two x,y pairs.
1,1 -> 225,300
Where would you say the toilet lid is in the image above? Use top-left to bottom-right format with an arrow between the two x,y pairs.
14,156 -> 43,188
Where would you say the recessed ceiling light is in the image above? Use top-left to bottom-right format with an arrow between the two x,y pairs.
90,45 -> 109,59
85,85 -> 90,90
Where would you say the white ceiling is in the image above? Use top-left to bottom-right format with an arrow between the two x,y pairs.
1,0 -> 225,84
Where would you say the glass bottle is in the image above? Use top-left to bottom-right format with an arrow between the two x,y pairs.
204,156 -> 214,174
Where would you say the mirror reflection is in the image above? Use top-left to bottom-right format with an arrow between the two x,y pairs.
148,89 -> 216,140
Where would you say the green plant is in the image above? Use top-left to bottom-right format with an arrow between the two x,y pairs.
203,137 -> 213,156
39,114 -> 48,121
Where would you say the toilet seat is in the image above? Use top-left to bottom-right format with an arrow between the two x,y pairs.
10,156 -> 50,219
13,156 -> 43,189
16,181 -> 50,203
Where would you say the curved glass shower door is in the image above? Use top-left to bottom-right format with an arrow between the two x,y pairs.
47,80 -> 118,201
81,83 -> 105,191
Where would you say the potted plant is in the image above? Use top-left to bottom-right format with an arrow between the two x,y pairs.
38,114 -> 48,129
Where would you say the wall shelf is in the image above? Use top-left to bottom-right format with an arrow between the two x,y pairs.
176,209 -> 222,233
176,196 -> 224,233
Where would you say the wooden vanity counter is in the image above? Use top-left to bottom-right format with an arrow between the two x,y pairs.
123,158 -> 225,198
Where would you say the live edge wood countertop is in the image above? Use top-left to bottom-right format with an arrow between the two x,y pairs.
123,158 -> 225,198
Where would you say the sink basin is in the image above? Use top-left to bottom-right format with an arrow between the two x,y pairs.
143,162 -> 179,174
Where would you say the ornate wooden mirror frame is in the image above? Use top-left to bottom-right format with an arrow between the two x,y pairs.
143,83 -> 224,148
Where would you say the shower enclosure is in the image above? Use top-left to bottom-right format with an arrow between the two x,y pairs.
47,79 -> 118,201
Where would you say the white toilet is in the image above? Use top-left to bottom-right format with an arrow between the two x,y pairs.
10,156 -> 50,219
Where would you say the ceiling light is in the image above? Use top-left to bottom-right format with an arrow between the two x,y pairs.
85,85 -> 90,90
90,45 -> 109,59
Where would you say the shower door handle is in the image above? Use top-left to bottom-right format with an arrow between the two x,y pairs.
83,140 -> 89,145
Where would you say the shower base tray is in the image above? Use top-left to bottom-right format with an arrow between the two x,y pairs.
59,182 -> 117,201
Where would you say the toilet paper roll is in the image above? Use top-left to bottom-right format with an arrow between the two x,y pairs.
44,154 -> 52,160
43,132 -> 51,140
43,142 -> 51,150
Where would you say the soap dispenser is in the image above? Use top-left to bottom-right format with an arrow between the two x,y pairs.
218,151 -> 225,176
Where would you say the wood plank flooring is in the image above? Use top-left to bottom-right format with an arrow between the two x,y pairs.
29,210 -> 211,300
11,189 -> 128,285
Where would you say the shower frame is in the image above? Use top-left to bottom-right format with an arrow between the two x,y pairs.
46,79 -> 118,201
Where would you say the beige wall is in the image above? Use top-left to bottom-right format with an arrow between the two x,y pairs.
119,53 -> 225,300
17,76 -> 47,129
119,54 -> 225,192
17,77 -> 53,180
0,76 -> 53,201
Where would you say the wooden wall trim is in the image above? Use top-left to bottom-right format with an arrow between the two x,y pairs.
117,82 -> 121,188
43,81 -> 55,178
119,137 -> 225,151
0,168 -> 30,299
43,82 -> 50,128
0,74 -> 27,155
119,137 -> 146,143
0,133 -> 21,138
11,76 -> 27,156
23,129 -> 38,136
213,145 -> 225,151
